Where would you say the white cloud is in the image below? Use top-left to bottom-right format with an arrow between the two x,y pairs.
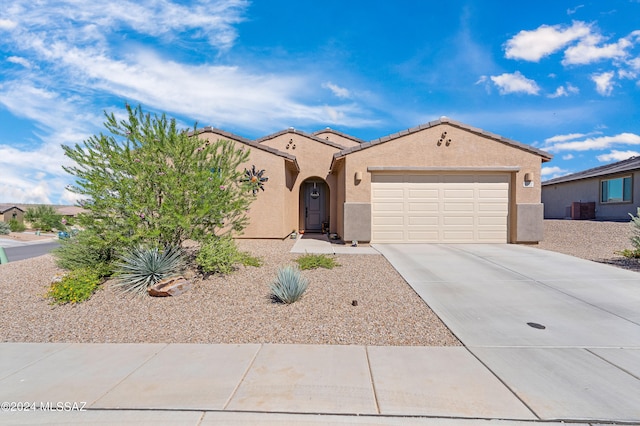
567,5 -> 584,15
596,150 -> 640,162
504,21 -> 591,62
7,56 -> 32,68
563,33 -> 633,65
490,71 -> 540,95
541,166 -> 570,178
322,82 -> 351,99
591,71 -> 616,95
544,132 -> 640,152
562,154 -> 574,160
0,19 -> 17,30
545,132 -> 601,143
547,83 -> 579,98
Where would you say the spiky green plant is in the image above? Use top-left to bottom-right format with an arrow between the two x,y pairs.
270,265 -> 309,304
0,221 -> 10,235
114,246 -> 185,294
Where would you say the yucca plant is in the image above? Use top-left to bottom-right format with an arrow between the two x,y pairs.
114,245 -> 185,295
270,265 -> 309,304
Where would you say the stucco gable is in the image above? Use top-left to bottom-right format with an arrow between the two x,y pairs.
256,128 -> 346,150
542,155 -> 640,185
331,117 -> 552,168
195,127 -> 300,172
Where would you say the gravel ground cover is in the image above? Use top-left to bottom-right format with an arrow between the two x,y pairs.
0,238 -> 460,346
534,219 -> 640,272
2,220 -> 637,345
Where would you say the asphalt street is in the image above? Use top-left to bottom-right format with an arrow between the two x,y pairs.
2,241 -> 60,262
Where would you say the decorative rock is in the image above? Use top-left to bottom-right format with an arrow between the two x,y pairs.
148,276 -> 191,297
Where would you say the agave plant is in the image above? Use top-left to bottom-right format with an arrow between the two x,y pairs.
270,265 -> 309,304
114,245 -> 185,295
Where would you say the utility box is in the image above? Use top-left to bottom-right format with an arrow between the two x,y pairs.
571,202 -> 596,220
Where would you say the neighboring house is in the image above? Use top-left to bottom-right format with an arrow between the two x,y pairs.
542,156 -> 640,220
0,205 -> 24,224
56,206 -> 87,218
196,117 -> 552,244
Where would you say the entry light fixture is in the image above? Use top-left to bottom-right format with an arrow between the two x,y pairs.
355,171 -> 363,181
523,172 -> 533,188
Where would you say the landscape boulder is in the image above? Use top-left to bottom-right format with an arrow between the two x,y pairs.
148,276 -> 191,297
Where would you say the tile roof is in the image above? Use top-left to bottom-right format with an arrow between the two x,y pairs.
0,204 -> 23,213
255,128 -> 346,150
542,156 -> 640,185
311,128 -> 366,145
331,117 -> 553,163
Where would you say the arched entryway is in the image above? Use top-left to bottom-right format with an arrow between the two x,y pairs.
299,178 -> 330,233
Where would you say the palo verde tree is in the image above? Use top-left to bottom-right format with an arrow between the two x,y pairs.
62,104 -> 254,249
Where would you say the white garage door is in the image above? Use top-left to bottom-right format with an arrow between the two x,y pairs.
371,173 -> 509,243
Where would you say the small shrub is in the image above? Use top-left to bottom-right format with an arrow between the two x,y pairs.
629,208 -> 640,250
114,245 -> 185,295
617,248 -> 640,259
47,268 -> 101,304
295,253 -> 339,270
270,265 -> 309,304
238,251 -> 263,267
8,219 -> 25,232
196,236 -> 262,274
53,230 -> 115,276
0,221 -> 10,235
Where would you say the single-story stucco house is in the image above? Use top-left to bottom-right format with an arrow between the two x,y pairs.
0,205 -> 24,224
196,117 -> 552,244
542,156 -> 640,220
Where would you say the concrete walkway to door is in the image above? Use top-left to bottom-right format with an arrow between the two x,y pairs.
374,243 -> 640,422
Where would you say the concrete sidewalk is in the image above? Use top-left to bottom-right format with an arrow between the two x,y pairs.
291,233 -> 378,255
0,342 -> 587,425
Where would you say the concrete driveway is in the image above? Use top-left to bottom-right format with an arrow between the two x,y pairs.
374,243 -> 640,421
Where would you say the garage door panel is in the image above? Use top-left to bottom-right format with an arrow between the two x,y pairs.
478,203 -> 509,212
443,216 -> 474,225
372,188 -> 404,198
408,216 -> 439,225
372,202 -> 404,212
444,189 -> 474,198
373,216 -> 404,226
371,173 -> 509,243
408,202 -> 438,212
408,189 -> 438,198
443,203 -> 475,212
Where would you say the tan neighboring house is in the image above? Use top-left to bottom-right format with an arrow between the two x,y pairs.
0,205 -> 24,224
197,117 -> 552,244
542,156 -> 640,220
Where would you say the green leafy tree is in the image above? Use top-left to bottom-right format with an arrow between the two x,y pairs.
62,104 -> 254,248
24,205 -> 65,232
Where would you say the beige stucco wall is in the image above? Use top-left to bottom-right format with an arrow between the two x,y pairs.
197,131 -> 292,238
340,124 -> 546,242
259,132 -> 341,233
542,172 -> 640,220
313,131 -> 362,148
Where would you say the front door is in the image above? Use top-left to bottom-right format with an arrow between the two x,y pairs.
304,181 -> 325,232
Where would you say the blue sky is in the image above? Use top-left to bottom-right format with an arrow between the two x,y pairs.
1,0 -> 639,204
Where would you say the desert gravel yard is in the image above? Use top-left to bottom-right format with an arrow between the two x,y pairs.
0,238 -> 459,346
1,219 -> 637,345
535,219 -> 640,272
